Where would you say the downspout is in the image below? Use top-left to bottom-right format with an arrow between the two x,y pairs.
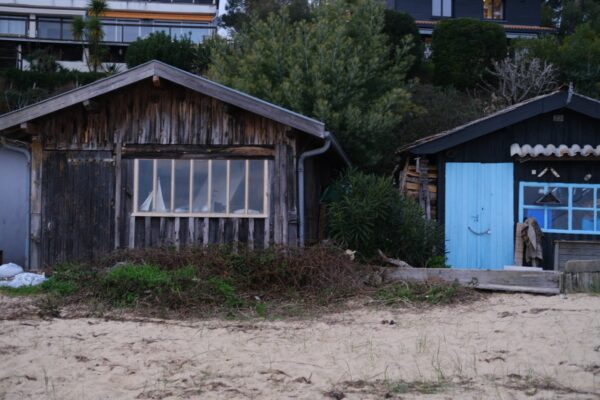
0,138 -> 31,268
298,132 -> 331,247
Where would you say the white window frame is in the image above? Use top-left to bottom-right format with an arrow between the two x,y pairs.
519,182 -> 600,235
432,0 -> 453,17
133,158 -> 269,218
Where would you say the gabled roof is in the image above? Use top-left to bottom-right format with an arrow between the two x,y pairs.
0,60 -> 326,138
399,90 -> 600,155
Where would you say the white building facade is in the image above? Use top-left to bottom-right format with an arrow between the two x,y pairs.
0,0 -> 218,71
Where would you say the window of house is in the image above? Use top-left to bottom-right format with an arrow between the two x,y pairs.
134,159 -> 269,217
37,17 -> 74,40
483,0 -> 504,20
432,0 -> 453,17
519,182 -> 600,234
0,15 -> 27,36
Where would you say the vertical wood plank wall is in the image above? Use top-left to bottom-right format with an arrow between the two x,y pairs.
32,79 -> 313,266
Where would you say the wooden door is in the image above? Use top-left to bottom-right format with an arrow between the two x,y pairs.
42,151 -> 114,266
445,163 -> 514,269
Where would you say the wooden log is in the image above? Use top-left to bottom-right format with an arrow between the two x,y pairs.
384,268 -> 560,294
152,75 -> 160,88
418,158 -> 431,220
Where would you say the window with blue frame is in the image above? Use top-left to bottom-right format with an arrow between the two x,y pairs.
519,182 -> 600,234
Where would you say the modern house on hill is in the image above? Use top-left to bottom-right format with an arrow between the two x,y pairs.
0,0 -> 218,70
387,0 -> 554,38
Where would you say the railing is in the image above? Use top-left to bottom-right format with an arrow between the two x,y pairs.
0,16 -> 216,44
108,0 -> 216,3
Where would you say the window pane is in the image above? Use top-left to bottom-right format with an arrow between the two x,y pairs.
524,186 -> 545,206
211,160 -> 227,213
573,210 -> 594,231
154,159 -> 172,212
432,0 -> 442,16
121,19 -> 139,42
0,17 -> 27,35
248,160 -> 265,214
174,160 -> 190,212
138,160 -> 153,211
547,186 -> 568,205
101,19 -> 118,42
442,0 -> 452,16
229,160 -> 246,213
38,19 -> 62,39
573,187 -> 594,208
547,209 -> 568,230
62,19 -> 73,40
192,160 -> 209,212
524,208 -> 545,228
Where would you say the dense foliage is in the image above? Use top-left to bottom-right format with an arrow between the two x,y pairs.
382,9 -> 422,75
326,169 -> 445,266
208,0 -> 414,170
125,32 -> 211,74
220,0 -> 312,32
432,18 -> 507,89
1,69 -> 106,112
513,23 -> 600,99
396,84 -> 484,148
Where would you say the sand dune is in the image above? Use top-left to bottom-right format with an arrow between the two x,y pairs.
1,293 -> 599,399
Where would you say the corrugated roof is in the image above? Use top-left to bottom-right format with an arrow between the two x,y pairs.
511,143 -> 600,157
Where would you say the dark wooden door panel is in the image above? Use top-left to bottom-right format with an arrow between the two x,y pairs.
42,151 -> 114,266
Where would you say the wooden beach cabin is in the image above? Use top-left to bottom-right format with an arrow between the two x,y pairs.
0,61 -> 349,269
397,89 -> 600,271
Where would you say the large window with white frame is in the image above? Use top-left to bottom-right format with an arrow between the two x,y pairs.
432,0 -> 453,17
519,182 -> 600,234
134,159 -> 269,217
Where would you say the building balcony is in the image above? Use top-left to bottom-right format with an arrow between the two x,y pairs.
0,15 -> 216,45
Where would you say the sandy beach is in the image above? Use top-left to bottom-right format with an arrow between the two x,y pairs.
1,293 -> 599,399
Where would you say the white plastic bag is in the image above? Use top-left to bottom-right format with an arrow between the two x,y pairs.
0,272 -> 46,288
0,263 -> 24,279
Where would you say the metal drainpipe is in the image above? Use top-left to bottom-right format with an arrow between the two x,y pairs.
0,139 -> 31,268
298,133 -> 331,247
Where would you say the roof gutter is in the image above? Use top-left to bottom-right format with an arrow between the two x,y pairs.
298,133 -> 332,247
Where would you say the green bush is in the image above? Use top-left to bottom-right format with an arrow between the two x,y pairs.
432,18 -> 507,89
383,9 -> 422,75
101,264 -> 194,305
326,169 -> 444,266
125,31 -> 210,73
376,281 -> 461,305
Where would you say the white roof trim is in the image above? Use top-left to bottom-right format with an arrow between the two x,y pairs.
510,143 -> 600,158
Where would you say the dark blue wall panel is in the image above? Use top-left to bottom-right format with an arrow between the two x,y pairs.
389,0 -> 541,26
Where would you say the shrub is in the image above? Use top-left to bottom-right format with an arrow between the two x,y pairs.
432,18 -> 507,89
382,9 -> 422,75
376,280 -> 465,305
396,84 -> 485,147
125,31 -> 207,73
326,169 -> 444,266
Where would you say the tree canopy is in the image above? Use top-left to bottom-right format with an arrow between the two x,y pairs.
208,0 -> 415,170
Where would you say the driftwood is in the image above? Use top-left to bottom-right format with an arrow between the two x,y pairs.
378,250 -> 413,269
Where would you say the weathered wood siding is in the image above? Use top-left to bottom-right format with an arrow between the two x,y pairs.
33,79 -> 309,266
42,151 -> 114,265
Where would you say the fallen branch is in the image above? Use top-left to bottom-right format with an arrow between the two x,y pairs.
378,250 -> 413,269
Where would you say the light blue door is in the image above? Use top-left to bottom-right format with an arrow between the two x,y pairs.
445,163 -> 514,269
